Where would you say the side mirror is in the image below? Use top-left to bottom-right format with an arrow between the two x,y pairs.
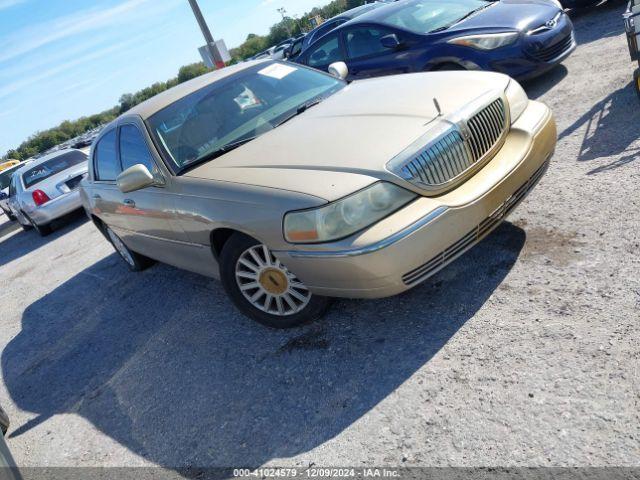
328,61 -> 349,80
116,164 -> 155,194
380,33 -> 402,50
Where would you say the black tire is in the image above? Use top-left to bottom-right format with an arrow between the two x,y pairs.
0,405 -> 9,436
219,233 -> 331,329
634,69 -> 640,101
25,213 -> 52,237
19,212 -> 33,231
432,62 -> 467,72
105,226 -> 154,272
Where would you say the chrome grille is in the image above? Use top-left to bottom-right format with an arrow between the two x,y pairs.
399,98 -> 507,188
400,130 -> 470,185
531,33 -> 574,62
466,98 -> 507,162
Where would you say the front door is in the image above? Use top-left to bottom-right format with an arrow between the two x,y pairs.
343,26 -> 412,79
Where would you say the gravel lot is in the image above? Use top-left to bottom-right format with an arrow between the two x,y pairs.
0,1 -> 638,472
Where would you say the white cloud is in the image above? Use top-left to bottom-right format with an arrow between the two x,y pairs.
0,41 -> 131,99
0,0 -> 181,63
0,0 -> 25,11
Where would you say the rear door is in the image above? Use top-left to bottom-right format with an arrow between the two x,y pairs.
342,25 -> 413,79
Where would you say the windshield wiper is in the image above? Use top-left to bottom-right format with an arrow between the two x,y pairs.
273,98 -> 324,129
430,2 -> 494,32
184,136 -> 258,167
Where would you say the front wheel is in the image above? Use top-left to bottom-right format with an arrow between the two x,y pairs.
220,234 -> 331,329
105,226 -> 154,272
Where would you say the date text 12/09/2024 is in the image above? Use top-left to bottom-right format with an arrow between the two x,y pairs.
233,468 -> 401,478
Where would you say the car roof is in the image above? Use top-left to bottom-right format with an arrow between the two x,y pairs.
336,2 -> 386,20
124,60 -> 269,120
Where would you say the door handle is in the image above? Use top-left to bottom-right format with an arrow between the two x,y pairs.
92,194 -> 101,200
123,199 -> 135,208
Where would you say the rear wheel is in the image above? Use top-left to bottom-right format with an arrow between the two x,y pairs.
220,234 -> 331,329
25,213 -> 52,237
105,226 -> 154,272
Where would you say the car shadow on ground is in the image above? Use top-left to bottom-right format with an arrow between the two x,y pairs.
522,65 -> 569,100
2,222 -> 525,470
568,0 -> 627,46
0,211 -> 88,268
559,81 -> 640,173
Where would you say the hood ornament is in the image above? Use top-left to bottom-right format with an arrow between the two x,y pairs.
433,98 -> 442,117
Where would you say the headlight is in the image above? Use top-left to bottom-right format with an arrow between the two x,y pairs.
505,79 -> 529,124
448,32 -> 519,50
284,182 -> 417,244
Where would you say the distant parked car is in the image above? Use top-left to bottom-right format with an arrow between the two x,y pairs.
558,0 -> 601,7
293,2 -> 388,60
296,0 -> 576,81
283,34 -> 307,60
7,149 -> 88,236
80,60 -> 555,328
0,162 -> 25,220
0,160 -> 19,173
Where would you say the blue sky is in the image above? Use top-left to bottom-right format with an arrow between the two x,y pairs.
0,0 -> 329,154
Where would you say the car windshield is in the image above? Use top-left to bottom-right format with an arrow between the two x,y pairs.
379,0 -> 494,33
0,165 -> 21,190
22,151 -> 87,189
147,62 -> 345,171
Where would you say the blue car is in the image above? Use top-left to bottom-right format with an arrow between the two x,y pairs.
295,0 -> 576,81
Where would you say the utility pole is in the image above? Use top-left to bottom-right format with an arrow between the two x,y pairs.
187,0 -> 225,69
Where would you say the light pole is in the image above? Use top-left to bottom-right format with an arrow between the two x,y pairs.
187,0 -> 225,69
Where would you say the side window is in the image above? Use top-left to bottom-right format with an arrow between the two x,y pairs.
119,124 -> 157,174
345,27 -> 397,60
290,39 -> 303,58
94,129 -> 120,182
307,34 -> 343,68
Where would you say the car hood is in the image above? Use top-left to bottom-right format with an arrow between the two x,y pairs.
184,71 -> 511,202
449,0 -> 560,33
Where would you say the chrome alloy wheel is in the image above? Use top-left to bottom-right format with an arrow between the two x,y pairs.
107,227 -> 135,267
235,244 -> 311,316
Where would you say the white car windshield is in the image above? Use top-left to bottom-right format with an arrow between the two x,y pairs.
147,62 -> 345,172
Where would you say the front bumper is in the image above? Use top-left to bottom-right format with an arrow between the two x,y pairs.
274,101 -> 556,299
28,190 -> 83,225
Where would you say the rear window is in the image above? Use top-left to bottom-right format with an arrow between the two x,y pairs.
22,151 -> 87,189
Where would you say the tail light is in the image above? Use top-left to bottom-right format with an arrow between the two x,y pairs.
32,189 -> 50,206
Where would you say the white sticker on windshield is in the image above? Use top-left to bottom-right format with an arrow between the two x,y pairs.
258,63 -> 297,80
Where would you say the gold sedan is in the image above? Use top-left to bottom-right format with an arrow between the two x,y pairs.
80,60 -> 556,328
